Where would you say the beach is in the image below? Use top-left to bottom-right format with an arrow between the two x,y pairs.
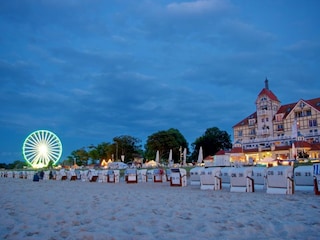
0,177 -> 319,240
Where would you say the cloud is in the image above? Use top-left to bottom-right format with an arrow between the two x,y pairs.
166,0 -> 232,15
284,40 -> 320,61
1,0 -> 319,163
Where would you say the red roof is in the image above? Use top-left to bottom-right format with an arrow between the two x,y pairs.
230,147 -> 243,153
215,150 -> 226,155
305,97 -> 320,111
256,88 -> 280,102
204,155 -> 214,160
294,141 -> 312,148
310,143 -> 320,151
233,112 -> 256,128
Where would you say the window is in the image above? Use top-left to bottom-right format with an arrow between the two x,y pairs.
275,114 -> 283,122
295,110 -> 312,118
249,129 -> 256,135
309,119 -> 317,127
299,102 -> 305,108
248,119 -> 255,125
277,124 -> 284,131
305,110 -> 312,116
295,111 -> 302,118
238,130 -> 243,137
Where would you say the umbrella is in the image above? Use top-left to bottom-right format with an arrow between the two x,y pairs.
291,143 -> 297,159
197,146 -> 203,164
155,150 -> 160,164
168,149 -> 173,166
169,149 -> 173,161
183,148 -> 187,166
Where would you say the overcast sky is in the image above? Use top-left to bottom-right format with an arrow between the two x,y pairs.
1,0 -> 320,163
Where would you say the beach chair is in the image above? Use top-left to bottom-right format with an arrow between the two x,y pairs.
221,167 -> 233,188
42,171 -> 50,180
87,169 -> 99,182
200,167 -> 222,190
147,169 -> 154,182
125,169 -> 138,183
153,169 -> 164,183
230,167 -> 254,192
137,169 -> 147,183
190,167 -> 204,186
27,171 -> 34,180
170,168 -> 187,187
294,166 -> 313,191
266,166 -> 294,194
7,171 -> 13,178
165,169 -> 171,182
57,169 -> 67,180
252,167 -> 267,190
106,170 -> 120,183
80,170 -> 88,181
313,163 -> 320,195
68,169 -> 77,181
97,170 -> 106,182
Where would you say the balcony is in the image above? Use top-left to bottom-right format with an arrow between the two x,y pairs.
257,129 -> 270,136
275,127 -> 284,132
257,110 -> 269,116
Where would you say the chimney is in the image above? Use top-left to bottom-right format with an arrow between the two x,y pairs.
265,78 -> 269,90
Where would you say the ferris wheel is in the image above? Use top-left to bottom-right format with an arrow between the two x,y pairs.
22,130 -> 63,168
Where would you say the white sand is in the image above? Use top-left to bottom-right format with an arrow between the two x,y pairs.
0,177 -> 319,240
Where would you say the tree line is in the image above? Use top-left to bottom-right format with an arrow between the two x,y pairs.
62,127 -> 232,167
0,127 -> 232,169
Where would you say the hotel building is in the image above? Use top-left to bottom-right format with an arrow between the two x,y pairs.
230,79 -> 320,164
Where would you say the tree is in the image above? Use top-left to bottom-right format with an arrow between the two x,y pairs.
62,156 -> 75,167
145,128 -> 188,164
5,160 -> 27,169
191,127 -> 232,161
88,146 -> 100,165
71,148 -> 89,166
113,135 -> 142,162
93,142 -> 113,163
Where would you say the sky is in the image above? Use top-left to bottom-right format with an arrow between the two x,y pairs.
1,0 -> 320,164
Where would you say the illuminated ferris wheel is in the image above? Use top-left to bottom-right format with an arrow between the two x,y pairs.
22,130 -> 62,168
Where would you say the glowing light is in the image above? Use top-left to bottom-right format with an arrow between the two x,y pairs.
22,130 -> 62,169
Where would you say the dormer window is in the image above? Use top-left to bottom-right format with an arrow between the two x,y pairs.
275,114 -> 283,122
248,119 -> 256,126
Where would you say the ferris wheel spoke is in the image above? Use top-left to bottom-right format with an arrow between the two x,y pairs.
27,136 -> 39,147
47,134 -> 55,144
33,132 -> 42,144
48,152 -> 58,160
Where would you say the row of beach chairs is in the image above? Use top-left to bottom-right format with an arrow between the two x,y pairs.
3,165 -> 319,195
0,168 -> 188,187
190,164 -> 320,195
0,169 -> 121,183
